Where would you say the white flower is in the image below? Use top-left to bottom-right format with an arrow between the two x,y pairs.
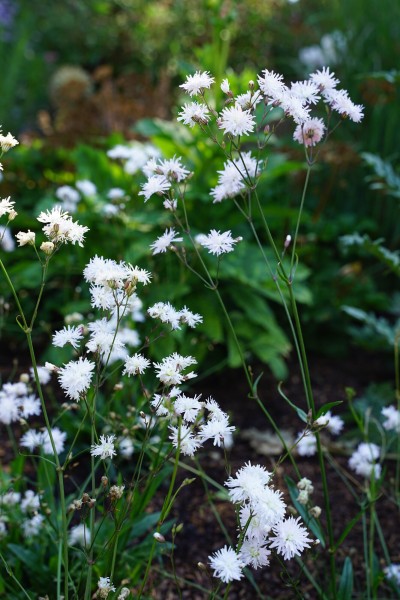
91,434 -> 117,460
209,545 -> 245,583
257,69 -> 285,102
30,365 -> 52,385
381,405 -> 400,433
97,576 -> 116,596
0,132 -> 18,152
0,226 -> 15,251
0,393 -> 20,424
169,424 -> 201,456
280,93 -> 311,124
123,353 -> 151,376
174,394 -> 203,422
52,325 -> 83,349
0,491 -> 21,506
138,175 -> 171,202
221,78 -> 230,94
290,80 -> 320,105
293,118 -> 326,147
269,516 -> 312,560
384,564 -> 400,587
69,523 -> 91,546
107,187 -> 125,200
218,105 -> 255,137
153,353 -> 197,386
235,90 -> 262,110
56,185 -> 80,207
225,462 -> 272,504
58,357 -> 95,400
21,490 -> 40,513
254,487 -> 286,529
180,71 -> 215,96
328,89 -> 364,122
198,413 -> 235,447
41,427 -> 67,455
37,206 -> 89,246
15,230 -> 35,246
20,394 -> 41,418
210,151 -> 260,203
296,431 -> 317,456
158,156 -> 191,182
76,179 -> 97,197
119,437 -> 134,458
239,538 -> 271,569
177,102 -> 210,127
196,229 -> 242,256
20,429 -> 43,452
349,442 -> 381,479
0,196 -> 15,218
310,66 -> 339,92
178,306 -> 203,328
314,411 -> 344,435
21,514 -> 44,538
147,301 -> 182,330
150,227 -> 183,255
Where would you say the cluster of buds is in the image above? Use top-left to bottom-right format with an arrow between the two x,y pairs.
68,493 -> 96,513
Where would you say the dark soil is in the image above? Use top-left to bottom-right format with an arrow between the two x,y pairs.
148,349 -> 398,599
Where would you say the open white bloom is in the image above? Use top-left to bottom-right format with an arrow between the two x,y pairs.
20,394 -> 41,418
293,118 -> 326,147
123,353 -> 151,376
257,69 -> 286,102
196,229 -> 242,256
174,393 -> 203,422
0,491 -> 21,506
198,413 -> 235,447
52,325 -> 83,349
310,66 -> 339,92
209,545 -> 245,583
0,196 -> 15,218
254,487 -> 287,529
69,523 -> 91,546
15,230 -> 35,246
119,436 -> 134,458
225,462 -> 272,504
290,80 -> 320,105
169,424 -> 201,456
178,306 -> 203,328
30,365 -> 51,385
0,132 -> 19,152
91,434 -> 117,460
280,92 -> 311,124
107,187 -> 125,200
269,516 -> 312,560
150,227 -> 183,255
218,105 -> 255,137
148,301 -> 181,329
76,179 -> 97,197
210,151 -> 260,203
0,393 -> 19,424
58,357 -> 95,400
314,410 -> 344,435
177,101 -> 210,127
56,185 -> 80,204
381,405 -> 400,433
349,442 -> 381,479
180,70 -> 215,96
20,429 -> 43,452
158,156 -> 191,182
139,175 -> 170,202
221,78 -> 230,94
239,538 -> 271,569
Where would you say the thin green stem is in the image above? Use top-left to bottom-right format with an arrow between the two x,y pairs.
0,551 -> 33,599
290,166 -> 312,276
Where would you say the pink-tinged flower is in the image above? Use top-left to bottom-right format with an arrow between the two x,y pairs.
293,118 -> 326,147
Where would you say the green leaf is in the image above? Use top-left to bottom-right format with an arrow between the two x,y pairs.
338,557 -> 353,600
285,477 -> 326,547
315,401 -> 343,419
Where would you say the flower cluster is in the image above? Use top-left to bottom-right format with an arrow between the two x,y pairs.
147,301 -> 202,330
208,462 -> 312,583
0,488 -> 44,540
20,426 -> 66,455
0,379 -> 41,425
381,405 -> 400,433
35,206 -> 89,247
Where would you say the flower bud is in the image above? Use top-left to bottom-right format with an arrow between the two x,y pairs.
40,241 -> 55,255
310,506 -> 322,518
19,373 -> 29,383
153,532 -> 165,543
